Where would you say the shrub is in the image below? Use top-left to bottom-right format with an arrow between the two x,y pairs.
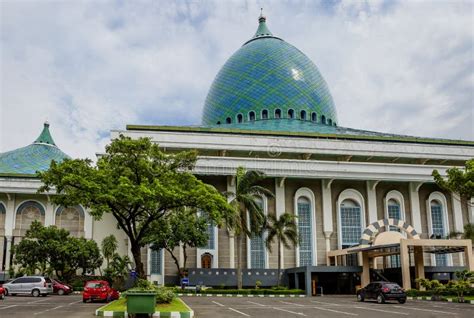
155,288 -> 176,304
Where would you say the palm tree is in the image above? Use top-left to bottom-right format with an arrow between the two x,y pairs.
227,167 -> 273,289
265,212 -> 298,287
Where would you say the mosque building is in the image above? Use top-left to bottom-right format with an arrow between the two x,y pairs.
1,14 -> 473,293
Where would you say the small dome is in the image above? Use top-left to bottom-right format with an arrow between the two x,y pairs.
202,14 -> 337,128
0,122 -> 70,175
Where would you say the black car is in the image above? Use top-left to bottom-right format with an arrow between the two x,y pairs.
357,281 -> 406,304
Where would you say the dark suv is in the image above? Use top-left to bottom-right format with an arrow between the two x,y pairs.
357,281 -> 406,304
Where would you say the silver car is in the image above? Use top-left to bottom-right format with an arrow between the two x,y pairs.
3,276 -> 53,297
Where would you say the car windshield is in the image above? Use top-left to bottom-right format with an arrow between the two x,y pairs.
86,282 -> 103,288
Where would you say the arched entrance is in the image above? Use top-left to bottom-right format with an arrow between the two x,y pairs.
201,253 -> 212,269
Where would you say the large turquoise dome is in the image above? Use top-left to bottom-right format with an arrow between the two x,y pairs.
202,15 -> 337,128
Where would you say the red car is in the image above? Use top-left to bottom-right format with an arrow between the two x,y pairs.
83,280 -> 119,303
52,279 -> 73,295
0,286 -> 5,300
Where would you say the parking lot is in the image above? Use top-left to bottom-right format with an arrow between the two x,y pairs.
184,295 -> 474,318
0,294 -> 103,317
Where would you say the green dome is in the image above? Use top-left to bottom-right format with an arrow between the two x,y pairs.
0,122 -> 70,175
202,14 -> 338,128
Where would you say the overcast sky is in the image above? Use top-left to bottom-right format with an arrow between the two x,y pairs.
1,0 -> 473,159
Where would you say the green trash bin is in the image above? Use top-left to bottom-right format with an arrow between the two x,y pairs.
126,291 -> 156,316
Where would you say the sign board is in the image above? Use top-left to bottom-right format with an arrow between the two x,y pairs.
181,277 -> 189,285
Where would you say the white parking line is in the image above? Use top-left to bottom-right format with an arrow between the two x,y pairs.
313,306 -> 358,316
28,299 -> 50,304
0,305 -> 18,310
311,300 -> 342,306
212,300 -> 225,307
68,300 -> 82,305
272,307 -> 307,316
247,301 -> 266,306
229,307 -> 251,316
355,306 -> 409,315
392,305 -> 457,315
279,300 -> 305,307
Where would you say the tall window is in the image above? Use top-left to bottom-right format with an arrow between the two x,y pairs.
328,119 -> 332,126
297,197 -> 312,266
201,211 -> 215,250
321,115 -> 326,124
15,201 -> 45,235
262,109 -> 268,119
387,199 -> 401,267
226,117 -> 232,124
311,112 -> 317,122
431,200 -> 447,266
0,203 -> 5,232
237,114 -> 243,123
150,248 -> 162,275
55,205 -> 85,237
249,198 -> 265,268
340,199 -> 361,266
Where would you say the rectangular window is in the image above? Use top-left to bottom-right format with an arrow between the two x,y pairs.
150,249 -> 162,275
431,204 -> 447,266
298,202 -> 312,266
388,203 -> 401,267
250,234 -> 265,268
340,206 -> 361,246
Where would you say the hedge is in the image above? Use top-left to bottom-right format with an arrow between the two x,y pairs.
176,288 -> 304,295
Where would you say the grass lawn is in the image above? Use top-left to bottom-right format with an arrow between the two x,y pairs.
98,297 -> 191,313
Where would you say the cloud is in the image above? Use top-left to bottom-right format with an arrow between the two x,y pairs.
1,0 -> 472,160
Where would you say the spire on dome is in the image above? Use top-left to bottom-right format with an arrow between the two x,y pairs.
253,8 -> 273,38
34,121 -> 57,146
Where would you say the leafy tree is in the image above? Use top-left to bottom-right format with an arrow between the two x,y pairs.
449,223 -> 474,243
38,135 -> 234,278
146,208 -> 209,278
432,159 -> 474,200
13,220 -> 102,281
265,212 -> 298,287
226,167 -> 273,289
101,235 -> 118,268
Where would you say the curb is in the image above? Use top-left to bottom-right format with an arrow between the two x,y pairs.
407,296 -> 474,304
96,309 -> 194,318
177,293 -> 306,298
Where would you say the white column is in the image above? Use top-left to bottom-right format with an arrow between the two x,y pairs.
275,178 -> 286,269
4,236 -> 12,271
469,197 -> 474,224
44,197 -> 55,226
321,179 -> 333,265
409,182 -> 423,234
227,175 -> 236,268
366,181 -> 379,224
4,194 -> 15,237
451,193 -> 464,266
178,242 -> 184,269
84,208 -> 93,239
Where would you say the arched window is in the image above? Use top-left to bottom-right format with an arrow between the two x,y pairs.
15,201 -> 45,235
237,114 -> 243,123
288,109 -> 295,119
333,122 -> 337,126
201,253 -> 212,269
300,110 -> 307,120
249,111 -> 256,121
248,197 -> 266,269
321,115 -> 326,125
430,199 -> 448,266
150,247 -> 163,275
262,109 -> 268,120
216,121 -> 221,125
197,210 -> 217,268
386,194 -> 403,268
275,109 -> 281,119
226,117 -> 232,124
297,196 -> 313,266
340,199 -> 362,248
311,112 -> 317,122
328,119 -> 332,126
55,205 -> 85,237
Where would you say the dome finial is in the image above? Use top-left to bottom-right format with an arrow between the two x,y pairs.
253,8 -> 272,38
34,121 -> 56,146
259,8 -> 265,22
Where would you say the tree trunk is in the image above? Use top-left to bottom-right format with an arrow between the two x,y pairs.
131,242 -> 145,278
277,237 -> 281,287
237,234 -> 243,289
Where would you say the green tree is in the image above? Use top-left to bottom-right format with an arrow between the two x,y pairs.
265,212 -> 298,287
226,167 -> 273,289
38,135 -> 233,278
449,223 -> 474,243
432,159 -> 474,200
101,235 -> 118,268
146,208 -> 209,278
13,220 -> 102,281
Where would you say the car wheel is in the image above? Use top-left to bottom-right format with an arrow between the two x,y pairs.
32,289 -> 41,297
58,289 -> 65,296
376,294 -> 385,304
4,289 -> 8,296
357,294 -> 364,302
398,299 -> 406,304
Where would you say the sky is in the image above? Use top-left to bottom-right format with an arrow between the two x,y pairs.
1,0 -> 473,159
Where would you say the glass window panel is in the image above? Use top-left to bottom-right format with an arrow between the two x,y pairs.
298,199 -> 312,266
150,249 -> 162,275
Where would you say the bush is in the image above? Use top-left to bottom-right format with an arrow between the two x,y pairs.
155,288 -> 176,304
